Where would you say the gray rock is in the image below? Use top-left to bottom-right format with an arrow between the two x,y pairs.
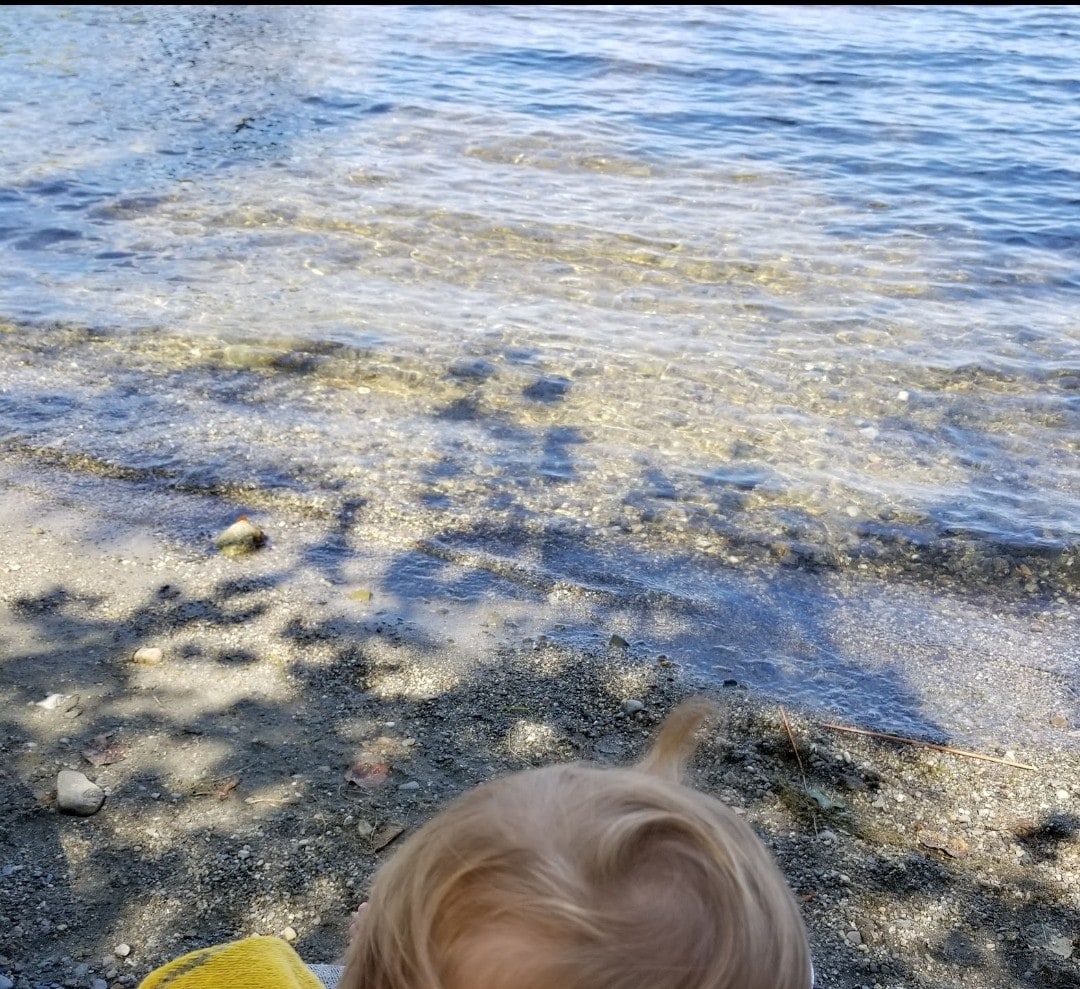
215,517 -> 266,557
0,975 -> 13,989
620,699 -> 645,715
113,945 -> 131,959
56,771 -> 105,816
398,781 -> 420,791
93,980 -> 108,989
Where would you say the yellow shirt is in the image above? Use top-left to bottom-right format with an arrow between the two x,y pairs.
138,936 -> 326,989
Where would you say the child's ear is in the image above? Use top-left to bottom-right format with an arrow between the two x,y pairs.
635,698 -> 716,781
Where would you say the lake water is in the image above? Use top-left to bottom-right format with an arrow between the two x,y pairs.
1,5 -> 1078,749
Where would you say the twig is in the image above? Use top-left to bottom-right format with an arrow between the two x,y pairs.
779,706 -> 808,785
819,723 -> 1037,771
780,707 -> 819,834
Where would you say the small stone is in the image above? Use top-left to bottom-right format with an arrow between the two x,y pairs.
113,945 -> 131,959
846,930 -> 863,946
279,927 -> 297,943
237,848 -> 251,859
215,517 -> 266,558
34,693 -> 71,711
608,633 -> 629,650
0,976 -> 13,989
93,980 -> 108,989
398,781 -> 420,792
1050,713 -> 1069,729
356,819 -> 375,838
620,699 -> 645,715
131,647 -> 164,666
348,588 -> 373,603
56,770 -> 105,816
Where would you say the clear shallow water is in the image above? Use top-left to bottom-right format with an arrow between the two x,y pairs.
1,6 -> 1078,746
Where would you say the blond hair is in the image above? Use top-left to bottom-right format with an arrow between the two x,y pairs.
342,699 -> 811,989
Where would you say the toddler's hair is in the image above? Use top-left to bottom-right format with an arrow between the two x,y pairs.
342,698 -> 811,989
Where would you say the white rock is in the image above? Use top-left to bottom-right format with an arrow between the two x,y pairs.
132,647 -> 164,666
114,943 -> 132,958
35,692 -> 69,710
56,770 -> 105,816
621,699 -> 645,715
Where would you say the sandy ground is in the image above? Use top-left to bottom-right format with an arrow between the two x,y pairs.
0,456 -> 1078,989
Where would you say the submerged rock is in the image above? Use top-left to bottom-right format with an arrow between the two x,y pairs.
56,770 -> 105,816
215,517 -> 266,558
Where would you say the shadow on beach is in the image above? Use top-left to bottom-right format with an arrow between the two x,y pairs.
0,455 -> 1077,989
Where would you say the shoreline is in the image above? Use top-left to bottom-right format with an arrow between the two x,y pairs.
0,459 -> 1078,989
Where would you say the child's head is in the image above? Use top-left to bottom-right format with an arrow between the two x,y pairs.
342,699 -> 812,989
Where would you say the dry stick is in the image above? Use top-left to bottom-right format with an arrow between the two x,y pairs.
780,706 -> 819,834
820,722 -> 1038,771
779,706 -> 808,785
